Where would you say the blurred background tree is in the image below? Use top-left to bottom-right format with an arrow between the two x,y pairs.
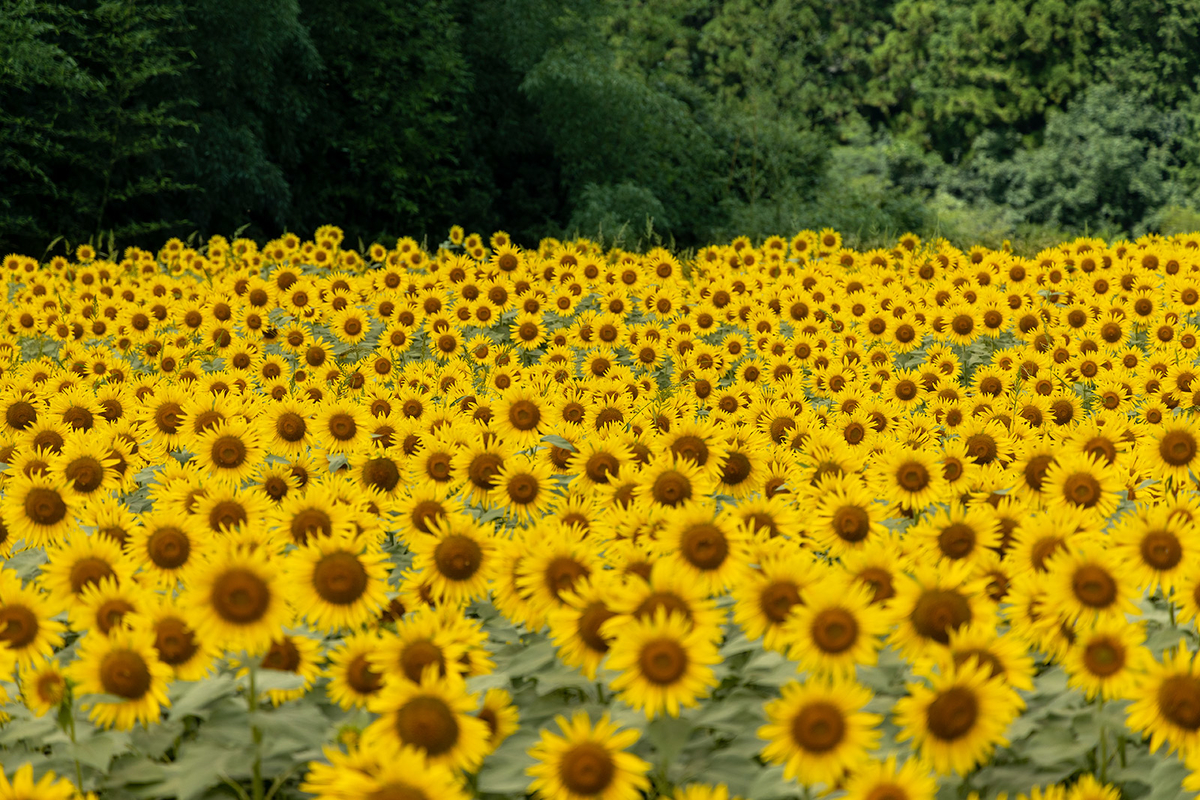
5,0 -> 1200,255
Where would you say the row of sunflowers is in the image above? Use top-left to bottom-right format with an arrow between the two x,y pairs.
1,224 -> 1200,800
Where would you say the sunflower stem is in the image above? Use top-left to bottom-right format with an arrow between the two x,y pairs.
68,704 -> 84,792
248,660 -> 264,800
1098,697 -> 1108,784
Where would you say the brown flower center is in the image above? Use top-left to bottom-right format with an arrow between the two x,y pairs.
24,487 -> 66,526
578,602 -> 616,654
100,649 -> 152,699
937,523 -> 976,560
313,552 -> 368,605
211,568 -> 270,624
791,702 -> 845,753
926,686 -> 978,740
1062,473 -> 1101,508
1161,430 -> 1197,466
585,453 -> 619,484
858,568 -> 895,604
508,400 -> 540,431
467,453 -> 503,490
1083,637 -> 1125,677
434,535 -> 483,581
70,557 -> 114,594
395,695 -> 459,755
400,640 -> 447,683
911,589 -> 972,644
362,458 -> 401,493
261,637 -> 302,672
65,456 -> 104,493
639,638 -> 687,684
328,413 -> 357,441
347,653 -> 384,694
1072,564 -> 1117,608
651,470 -> 691,506
1141,531 -> 1183,570
148,527 -> 190,569
760,581 -> 802,623
544,557 -> 590,602
832,506 -> 871,543
154,616 -> 198,665
811,608 -> 858,653
896,462 -> 929,492
559,742 -> 615,795
291,508 -> 333,544
680,523 -> 728,570
5,400 -> 36,430
507,474 -> 539,504
276,412 -> 307,442
0,605 -> 38,648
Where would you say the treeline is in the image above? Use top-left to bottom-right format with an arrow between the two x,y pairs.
5,0 -> 1200,256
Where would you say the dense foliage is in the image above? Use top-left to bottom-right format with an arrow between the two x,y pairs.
5,0 -> 1200,252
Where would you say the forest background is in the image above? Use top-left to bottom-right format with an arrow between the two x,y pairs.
6,0 -> 1200,257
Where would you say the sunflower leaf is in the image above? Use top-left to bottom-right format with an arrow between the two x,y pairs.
169,675 -> 239,720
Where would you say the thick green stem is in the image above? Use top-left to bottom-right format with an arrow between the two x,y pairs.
69,709 -> 84,792
1098,698 -> 1108,784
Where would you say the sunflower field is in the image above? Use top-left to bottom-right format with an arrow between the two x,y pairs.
2,225 -> 1200,800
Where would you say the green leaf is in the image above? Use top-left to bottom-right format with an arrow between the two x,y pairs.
475,729 -> 539,795
645,713 -> 693,765
169,675 -> 238,720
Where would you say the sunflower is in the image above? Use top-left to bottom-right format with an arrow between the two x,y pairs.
1040,451 -> 1124,522
492,384 -> 550,448
545,574 -> 620,681
361,668 -> 491,773
634,454 -> 715,509
601,605 -> 721,719
182,543 -> 293,656
326,631 -> 386,711
287,534 -> 390,634
525,710 -> 650,800
48,436 -> 119,503
257,395 -> 317,456
1126,640 -> 1200,758
655,502 -> 750,595
0,763 -> 77,800
841,756 -> 938,800
40,532 -> 137,604
729,546 -> 822,653
406,511 -> 499,607
134,594 -> 217,682
568,435 -> 634,490
783,577 -> 893,678
808,473 -> 888,555
908,501 -> 1001,567
18,656 -> 68,717
1138,415 -> 1200,487
67,623 -> 173,730
1,471 -> 78,548
1042,543 -> 1140,627
313,398 -> 373,454
490,453 -> 556,522
272,483 -> 357,546
476,687 -> 520,751
894,660 -> 1024,776
515,523 -> 602,629
0,568 -> 66,668
758,675 -> 882,788
603,558 -> 728,643
126,510 -> 206,587
1062,619 -> 1152,702
1108,501 -> 1196,594
869,445 -> 949,513
889,561 -> 995,662
236,632 -> 324,706
315,741 -> 472,800
450,434 -> 514,505
69,575 -> 147,637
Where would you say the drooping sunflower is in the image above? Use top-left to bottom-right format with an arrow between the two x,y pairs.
182,543 -> 293,656
757,675 -> 882,788
525,710 -> 651,800
67,622 -> 173,730
287,534 -> 390,634
893,660 -> 1024,776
